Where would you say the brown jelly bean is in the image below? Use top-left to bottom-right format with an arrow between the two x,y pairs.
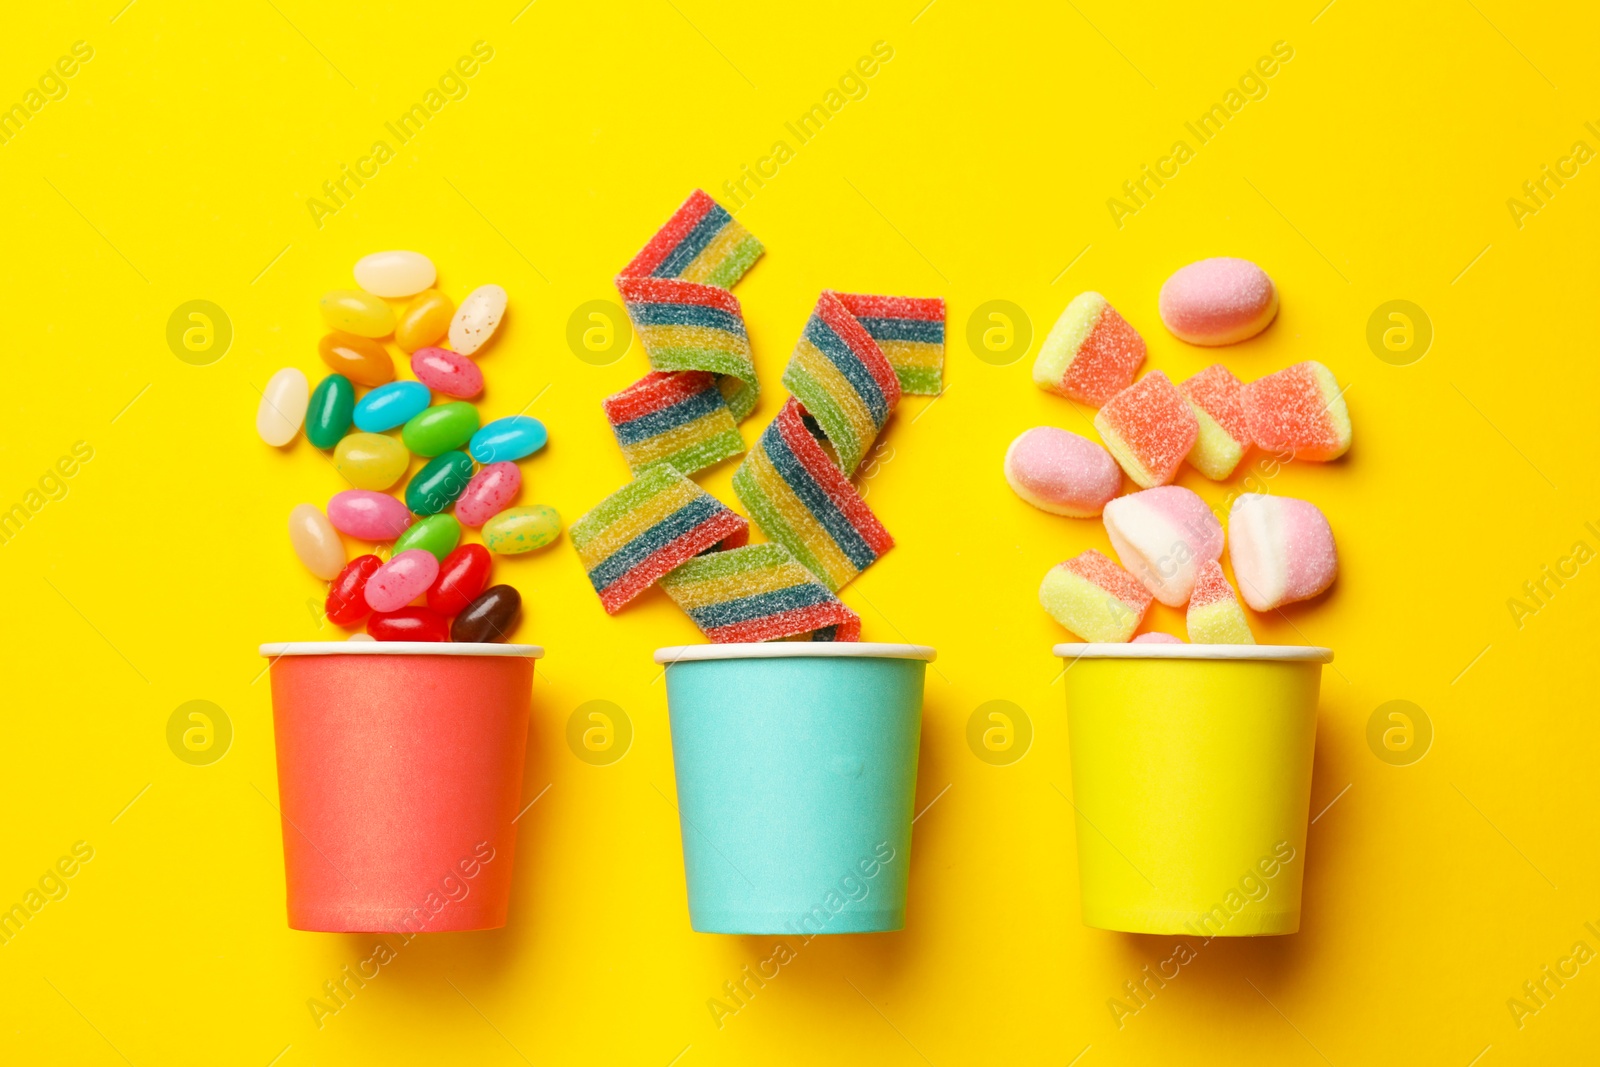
450,584 -> 520,643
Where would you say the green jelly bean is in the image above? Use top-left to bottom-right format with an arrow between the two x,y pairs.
402,401 -> 479,457
306,374 -> 355,449
484,505 -> 562,555
393,513 -> 461,562
405,450 -> 474,515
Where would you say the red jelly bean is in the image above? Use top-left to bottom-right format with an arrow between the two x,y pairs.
326,554 -> 382,626
367,607 -> 449,642
427,543 -> 491,616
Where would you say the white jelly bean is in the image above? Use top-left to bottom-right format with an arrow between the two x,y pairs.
258,368 -> 310,446
449,284 -> 507,356
354,250 -> 437,298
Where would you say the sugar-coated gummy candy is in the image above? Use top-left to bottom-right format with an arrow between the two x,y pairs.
334,432 -> 409,491
1242,361 -> 1352,462
428,544 -> 491,616
393,513 -> 461,562
402,402 -> 479,458
354,250 -> 436,299
318,333 -> 395,387
1132,632 -> 1184,644
1033,292 -> 1146,406
326,554 -> 382,626
305,373 -> 355,450
410,346 -> 483,399
396,290 -> 455,352
659,542 -> 861,643
451,585 -> 521,643
604,370 -> 744,476
1180,364 -> 1251,480
1003,426 -> 1121,517
449,284 -> 507,355
365,549 -> 440,613
1039,549 -> 1152,643
831,291 -> 946,397
320,289 -> 395,338
455,461 -> 520,527
484,505 -> 562,555
405,451 -> 474,515
257,368 -> 309,446
1228,493 -> 1338,611
470,415 -> 546,464
1158,258 -> 1278,346
1102,485 -> 1224,607
1186,560 -> 1255,644
367,606 -> 449,642
327,489 -> 412,541
1093,371 -> 1199,488
288,503 -> 345,580
354,381 -> 431,433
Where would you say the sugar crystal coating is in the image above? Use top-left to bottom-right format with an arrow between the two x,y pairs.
1242,361 -> 1352,462
1180,363 -> 1250,480
1103,485 -> 1224,606
1228,493 -> 1338,610
1033,292 -> 1146,405
1158,258 -> 1278,346
660,542 -> 861,642
1093,371 -> 1199,488
1185,560 -> 1255,643
1039,549 -> 1153,643
1003,427 -> 1121,517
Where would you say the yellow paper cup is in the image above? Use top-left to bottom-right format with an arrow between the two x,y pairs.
1054,643 -> 1333,936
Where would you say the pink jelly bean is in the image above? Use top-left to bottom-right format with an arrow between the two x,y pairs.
364,549 -> 440,612
410,347 -> 485,399
455,461 -> 521,527
327,490 -> 413,541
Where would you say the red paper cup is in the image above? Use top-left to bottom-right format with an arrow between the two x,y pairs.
259,641 -> 542,932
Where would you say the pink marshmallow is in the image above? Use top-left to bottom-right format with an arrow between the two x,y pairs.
1132,632 -> 1184,644
1102,485 -> 1224,606
1228,493 -> 1338,610
1003,427 -> 1122,517
1158,257 -> 1278,346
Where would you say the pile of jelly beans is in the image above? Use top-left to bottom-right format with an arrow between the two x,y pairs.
262,250 -> 560,643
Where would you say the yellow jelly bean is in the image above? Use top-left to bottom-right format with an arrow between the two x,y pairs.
395,289 -> 455,352
288,503 -> 345,579
320,289 -> 396,338
334,432 -> 410,490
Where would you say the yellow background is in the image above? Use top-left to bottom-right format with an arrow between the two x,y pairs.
3,0 -> 1597,1063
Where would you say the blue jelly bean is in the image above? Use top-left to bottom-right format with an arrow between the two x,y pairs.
353,381 -> 431,433
470,415 -> 548,463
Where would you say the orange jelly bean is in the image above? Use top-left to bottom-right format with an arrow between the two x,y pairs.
318,333 -> 395,387
395,289 -> 455,352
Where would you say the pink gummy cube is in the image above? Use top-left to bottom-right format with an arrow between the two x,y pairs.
1093,371 -> 1199,488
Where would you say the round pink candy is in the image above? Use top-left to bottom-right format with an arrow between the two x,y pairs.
327,490 -> 413,541
455,461 -> 521,527
1228,493 -> 1337,610
410,347 -> 484,399
1003,427 -> 1121,517
1133,632 -> 1184,644
364,549 -> 440,612
1158,257 -> 1278,346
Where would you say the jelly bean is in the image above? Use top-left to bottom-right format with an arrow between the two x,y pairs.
451,585 -> 521,643
393,513 -> 461,562
455,461 -> 520,527
402,402 -> 479,457
320,289 -> 396,338
334,432 -> 409,491
396,291 -> 455,353
318,333 -> 395,387
354,381 -> 430,433
410,346 -> 483,398
257,368 -> 309,446
326,554 -> 382,626
288,503 -> 345,579
428,543 -> 492,616
306,373 -> 355,449
470,416 -> 547,464
365,549 -> 440,612
449,284 -> 507,355
327,489 -> 412,541
354,250 -> 436,298
367,606 -> 449,642
405,450 -> 475,515
484,505 -> 562,555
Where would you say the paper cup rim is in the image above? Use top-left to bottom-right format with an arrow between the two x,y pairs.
260,641 -> 544,659
1054,643 -> 1332,663
654,642 -> 936,664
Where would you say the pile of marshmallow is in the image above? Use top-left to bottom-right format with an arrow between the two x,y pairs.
1006,257 -> 1347,644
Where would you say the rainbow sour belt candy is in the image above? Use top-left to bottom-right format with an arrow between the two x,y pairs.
660,542 -> 862,643
603,371 -> 746,476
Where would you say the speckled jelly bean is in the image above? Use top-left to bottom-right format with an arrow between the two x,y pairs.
428,544 -> 491,616
455,461 -> 520,527
396,291 -> 455,352
410,347 -> 483,398
288,503 -> 344,579
257,368 -> 309,446
367,606 -> 449,642
306,374 -> 355,449
327,489 -> 412,541
484,505 -> 561,555
405,450 -> 474,515
364,549 -> 440,612
451,585 -> 520,643
393,513 -> 460,562
326,555 -> 382,626
354,381 -> 430,433
318,334 -> 394,387
470,416 -> 546,464
354,250 -> 436,298
320,289 -> 396,338
402,402 -> 479,457
449,284 -> 506,355
334,432 -> 409,491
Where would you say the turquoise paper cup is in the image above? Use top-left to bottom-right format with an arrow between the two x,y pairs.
656,642 -> 935,934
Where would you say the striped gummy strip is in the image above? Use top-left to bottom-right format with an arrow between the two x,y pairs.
620,189 -> 764,290
660,543 -> 862,643
832,292 -> 946,397
604,371 -> 744,475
